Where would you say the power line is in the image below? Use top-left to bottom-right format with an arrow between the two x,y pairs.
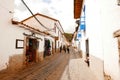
21,0 -> 53,31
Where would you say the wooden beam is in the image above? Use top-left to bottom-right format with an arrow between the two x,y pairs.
74,0 -> 83,19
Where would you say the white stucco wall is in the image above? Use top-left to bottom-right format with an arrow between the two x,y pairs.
0,0 -> 17,70
35,34 -> 44,52
85,0 -> 103,60
0,0 -> 36,71
84,0 -> 120,80
0,0 -> 64,71
79,1 -> 104,79
100,0 -> 120,80
0,0 -> 46,71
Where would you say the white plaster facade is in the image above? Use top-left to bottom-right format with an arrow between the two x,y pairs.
0,0 -> 67,72
0,0 -> 16,71
77,0 -> 120,80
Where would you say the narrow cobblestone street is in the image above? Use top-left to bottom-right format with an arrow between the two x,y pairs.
1,0 -> 120,80
0,52 -> 69,80
0,47 -> 97,80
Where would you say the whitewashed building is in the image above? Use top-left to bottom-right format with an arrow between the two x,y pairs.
0,0 -> 66,72
74,0 -> 120,80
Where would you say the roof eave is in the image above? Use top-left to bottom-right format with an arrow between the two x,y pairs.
74,0 -> 84,19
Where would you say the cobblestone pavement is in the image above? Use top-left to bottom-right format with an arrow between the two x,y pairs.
0,52 -> 70,80
0,47 -> 97,80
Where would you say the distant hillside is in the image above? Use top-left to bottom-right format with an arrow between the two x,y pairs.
64,33 -> 73,42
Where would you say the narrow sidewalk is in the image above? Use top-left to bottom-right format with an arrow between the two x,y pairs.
69,58 -> 98,80
61,57 -> 98,80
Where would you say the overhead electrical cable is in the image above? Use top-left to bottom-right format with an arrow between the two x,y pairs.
21,0 -> 53,31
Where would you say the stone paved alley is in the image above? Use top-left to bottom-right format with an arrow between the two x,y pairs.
0,47 -> 99,80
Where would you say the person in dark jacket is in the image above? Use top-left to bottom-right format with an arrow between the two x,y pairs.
60,46 -> 62,53
63,45 -> 66,53
67,46 -> 70,53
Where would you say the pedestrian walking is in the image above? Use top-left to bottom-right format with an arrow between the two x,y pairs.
63,45 -> 66,53
67,46 -> 70,53
60,46 -> 62,53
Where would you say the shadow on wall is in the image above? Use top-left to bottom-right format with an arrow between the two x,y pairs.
8,54 -> 24,72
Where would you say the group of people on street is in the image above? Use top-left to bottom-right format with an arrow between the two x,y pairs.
60,45 -> 70,53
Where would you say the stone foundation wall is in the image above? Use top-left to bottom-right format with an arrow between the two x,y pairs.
8,54 -> 24,72
55,48 -> 60,53
7,51 -> 44,72
37,51 -> 44,62
6,50 -> 59,72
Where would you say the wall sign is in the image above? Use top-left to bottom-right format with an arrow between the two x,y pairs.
16,39 -> 24,49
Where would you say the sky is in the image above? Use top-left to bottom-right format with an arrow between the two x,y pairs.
14,0 -> 76,33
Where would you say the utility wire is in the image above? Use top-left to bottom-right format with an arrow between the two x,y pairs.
21,0 -> 52,30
